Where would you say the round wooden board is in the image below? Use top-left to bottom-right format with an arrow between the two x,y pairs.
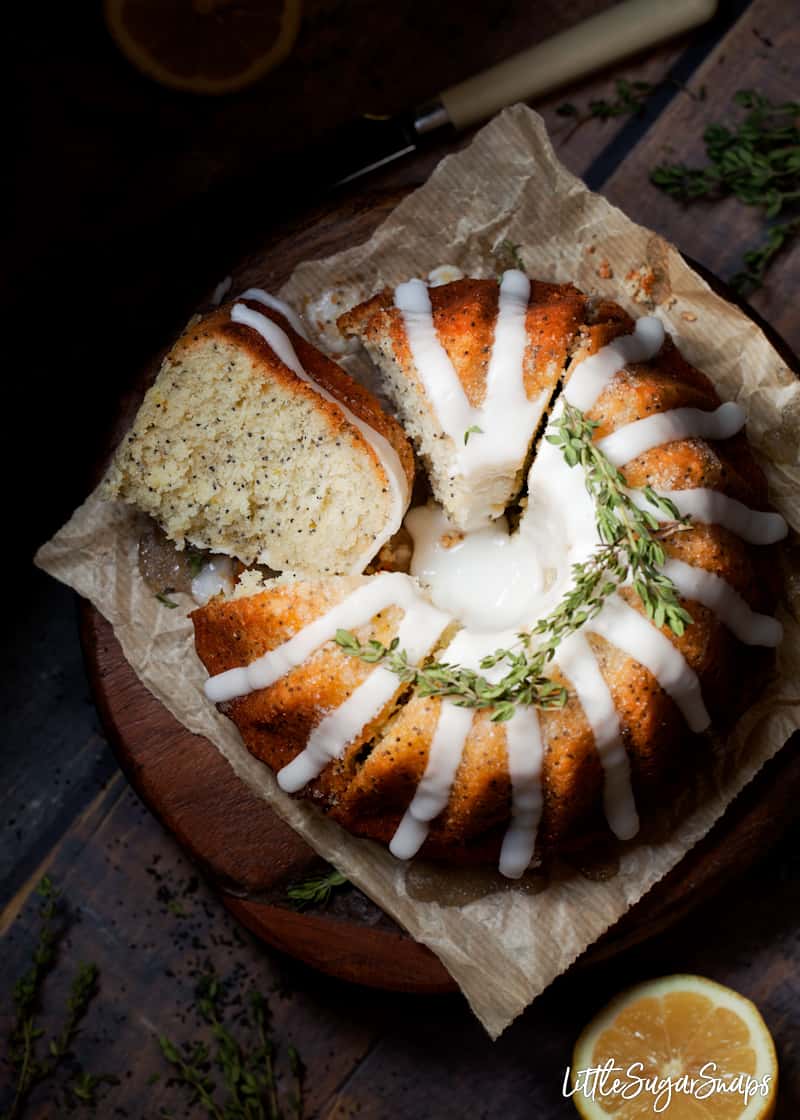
80,187 -> 800,994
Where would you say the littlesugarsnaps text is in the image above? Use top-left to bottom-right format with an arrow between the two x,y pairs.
564,1059 -> 773,1114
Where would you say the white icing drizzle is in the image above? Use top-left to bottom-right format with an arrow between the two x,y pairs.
230,303 -> 410,569
389,624 -> 515,862
498,706 -> 544,878
394,276 -> 472,432
555,633 -> 639,841
587,594 -> 710,733
632,487 -> 788,545
277,593 -> 449,793
394,271 -> 551,525
240,287 -> 309,340
661,557 -> 783,647
564,316 -> 665,412
389,702 -> 474,861
596,401 -> 746,467
205,572 -> 447,703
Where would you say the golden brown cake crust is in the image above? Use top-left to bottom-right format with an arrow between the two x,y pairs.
338,278 -> 588,409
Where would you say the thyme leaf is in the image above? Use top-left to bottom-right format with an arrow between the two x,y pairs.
285,869 -> 347,909
463,425 -> 483,445
650,90 -> 800,293
156,589 -> 179,609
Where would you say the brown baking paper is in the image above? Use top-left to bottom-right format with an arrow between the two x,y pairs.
36,105 -> 800,1039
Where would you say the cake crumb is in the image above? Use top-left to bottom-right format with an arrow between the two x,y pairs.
597,259 -> 613,280
625,266 -> 657,307
440,531 -> 465,550
681,311 -> 698,322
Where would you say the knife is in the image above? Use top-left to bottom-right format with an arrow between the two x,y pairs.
316,0 -> 718,188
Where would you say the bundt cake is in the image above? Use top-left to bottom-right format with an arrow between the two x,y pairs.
104,289 -> 414,577
190,271 -> 787,879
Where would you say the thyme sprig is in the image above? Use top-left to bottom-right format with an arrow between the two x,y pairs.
285,869 -> 347,910
336,401 -> 693,721
159,975 -> 305,1120
548,404 -> 694,636
2,878 -> 114,1120
556,78 -> 655,124
651,90 -> 800,293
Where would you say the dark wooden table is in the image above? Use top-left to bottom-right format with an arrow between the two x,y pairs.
4,1 -> 799,1117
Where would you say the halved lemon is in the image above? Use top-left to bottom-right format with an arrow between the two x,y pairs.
571,975 -> 778,1119
104,0 -> 302,95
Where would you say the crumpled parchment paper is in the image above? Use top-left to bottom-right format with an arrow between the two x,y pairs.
36,105 -> 800,1039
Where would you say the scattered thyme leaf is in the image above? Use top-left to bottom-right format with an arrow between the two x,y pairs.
286,869 -> 347,910
587,78 -> 654,119
156,590 -> 179,609
67,1070 -> 119,1107
650,89 -> 800,293
464,425 -> 483,445
557,78 -> 655,141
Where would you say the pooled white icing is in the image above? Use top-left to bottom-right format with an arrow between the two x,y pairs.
191,558 -> 235,606
596,401 -> 746,467
240,287 -> 309,340
395,271 -> 552,526
632,487 -> 788,545
564,316 -> 665,412
205,572 -> 448,703
661,557 -> 782,647
587,594 -> 710,733
230,302 -> 410,570
555,633 -> 639,841
405,504 -> 548,632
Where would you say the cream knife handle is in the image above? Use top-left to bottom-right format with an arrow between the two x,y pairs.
438,0 -> 718,130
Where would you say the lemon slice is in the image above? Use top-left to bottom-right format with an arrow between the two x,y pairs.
104,0 -> 302,95
571,975 -> 778,1120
